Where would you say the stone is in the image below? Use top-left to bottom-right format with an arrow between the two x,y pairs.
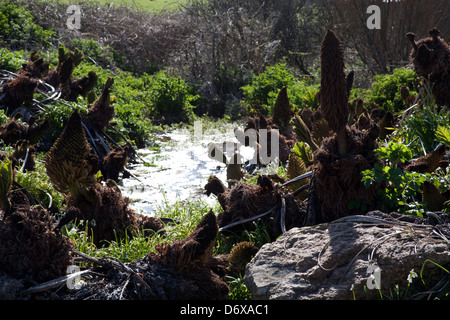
244,212 -> 450,300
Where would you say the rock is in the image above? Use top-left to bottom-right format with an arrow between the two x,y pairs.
245,211 -> 450,300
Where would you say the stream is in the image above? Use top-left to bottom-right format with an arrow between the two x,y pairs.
119,120 -> 250,216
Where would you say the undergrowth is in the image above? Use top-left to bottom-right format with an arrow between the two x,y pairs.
1,0 -> 449,301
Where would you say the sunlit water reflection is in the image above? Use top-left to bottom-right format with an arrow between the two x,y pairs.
119,120 -> 252,216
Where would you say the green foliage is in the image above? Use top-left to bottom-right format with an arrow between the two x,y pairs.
42,100 -> 87,146
241,63 -> 295,115
375,141 -> 412,168
70,38 -> 124,69
71,61 -> 114,91
142,70 -> 199,123
241,63 -> 319,117
291,83 -> 320,111
0,157 -> 13,197
392,83 -> 450,155
361,142 -> 449,216
70,61 -> 156,146
291,141 -> 313,166
362,162 -> 427,215
0,109 -> 9,125
15,156 -> 65,210
0,2 -> 54,47
404,107 -> 450,154
366,68 -> 418,113
226,275 -> 252,300
0,47 -> 26,71
0,157 -> 12,211
436,125 -> 450,147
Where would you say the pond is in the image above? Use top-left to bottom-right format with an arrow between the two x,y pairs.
119,119 -> 252,216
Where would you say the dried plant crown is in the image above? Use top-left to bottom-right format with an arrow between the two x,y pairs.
45,110 -> 93,193
228,241 -> 258,272
272,86 -> 292,128
319,30 -> 349,133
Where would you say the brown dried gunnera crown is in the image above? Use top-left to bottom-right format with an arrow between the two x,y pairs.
45,110 -> 95,194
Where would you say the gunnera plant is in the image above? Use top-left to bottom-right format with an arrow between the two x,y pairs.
46,110 -> 158,246
0,158 -> 72,284
407,28 -> 450,108
45,110 -> 97,200
272,86 -> 292,133
319,30 -> 350,156
0,74 -> 37,113
0,204 -> 73,283
305,30 -> 381,225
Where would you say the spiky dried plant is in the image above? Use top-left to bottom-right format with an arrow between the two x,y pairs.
0,204 -> 73,283
319,30 -> 350,155
272,86 -> 292,129
407,28 -> 450,107
405,143 -> 447,173
152,210 -> 219,271
306,30 -> 381,225
0,75 -> 37,112
228,241 -> 258,274
45,110 -> 96,198
311,110 -> 330,146
84,77 -> 115,132
18,51 -> 50,79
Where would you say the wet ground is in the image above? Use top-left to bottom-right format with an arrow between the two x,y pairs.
119,120 -> 251,215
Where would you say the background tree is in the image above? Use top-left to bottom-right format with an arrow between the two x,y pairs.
332,0 -> 450,75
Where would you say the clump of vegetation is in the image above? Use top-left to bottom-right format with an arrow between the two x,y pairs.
306,30 -> 380,225
142,70 -> 199,124
1,0 -> 450,300
366,67 -> 418,113
0,1 -> 54,48
241,63 -> 319,117
361,141 -> 449,215
0,48 -> 26,71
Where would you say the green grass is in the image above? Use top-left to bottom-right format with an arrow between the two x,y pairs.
63,196 -> 217,262
59,0 -> 187,12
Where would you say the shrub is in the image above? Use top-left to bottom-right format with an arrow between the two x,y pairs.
366,68 -> 418,113
142,70 -> 198,123
70,38 -> 124,70
241,63 -> 319,117
241,63 -> 296,116
0,2 -> 54,48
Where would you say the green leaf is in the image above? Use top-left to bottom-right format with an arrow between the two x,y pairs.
436,125 -> 450,147
0,158 -> 13,210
